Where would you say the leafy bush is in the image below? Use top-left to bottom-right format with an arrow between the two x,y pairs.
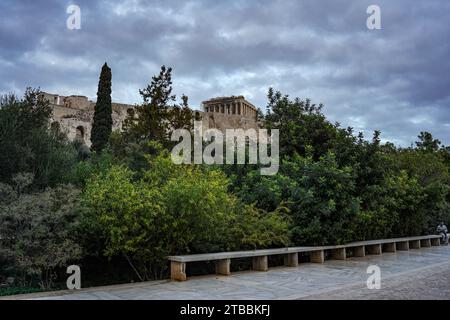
81,149 -> 290,280
0,175 -> 82,289
234,152 -> 359,245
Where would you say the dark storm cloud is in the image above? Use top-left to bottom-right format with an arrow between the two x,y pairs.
1,0 -> 449,146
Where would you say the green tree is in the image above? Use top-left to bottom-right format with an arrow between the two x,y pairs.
264,88 -> 356,163
169,94 -> 193,133
0,88 -> 77,189
91,63 -> 112,153
415,131 -> 441,153
439,146 -> 450,167
114,66 -> 194,174
124,65 -> 175,144
123,66 -> 193,147
395,148 -> 450,232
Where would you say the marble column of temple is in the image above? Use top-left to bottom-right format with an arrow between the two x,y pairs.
203,97 -> 257,118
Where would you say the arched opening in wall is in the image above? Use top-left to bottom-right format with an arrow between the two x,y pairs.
50,121 -> 60,131
75,126 -> 85,142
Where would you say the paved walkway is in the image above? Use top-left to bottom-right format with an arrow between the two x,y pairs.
8,245 -> 450,300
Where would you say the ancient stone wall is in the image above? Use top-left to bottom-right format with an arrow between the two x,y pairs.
43,92 -> 132,147
43,92 -> 261,147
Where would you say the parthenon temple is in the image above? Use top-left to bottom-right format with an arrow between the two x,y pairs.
202,96 -> 258,118
201,96 -> 260,132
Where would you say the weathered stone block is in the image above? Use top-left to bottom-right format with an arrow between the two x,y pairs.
252,256 -> 268,272
215,258 -> 231,275
171,261 -> 187,281
284,253 -> 298,267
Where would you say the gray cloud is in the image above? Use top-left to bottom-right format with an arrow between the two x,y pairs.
1,0 -> 449,146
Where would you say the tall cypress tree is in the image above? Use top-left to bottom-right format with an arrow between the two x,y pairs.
91,62 -> 112,152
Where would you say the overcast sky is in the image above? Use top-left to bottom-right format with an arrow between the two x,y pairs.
1,0 -> 449,146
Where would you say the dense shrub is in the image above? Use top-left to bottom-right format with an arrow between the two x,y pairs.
234,152 -> 359,245
81,149 -> 290,280
0,174 -> 82,289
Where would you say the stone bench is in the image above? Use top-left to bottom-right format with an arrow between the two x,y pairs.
167,235 -> 442,281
